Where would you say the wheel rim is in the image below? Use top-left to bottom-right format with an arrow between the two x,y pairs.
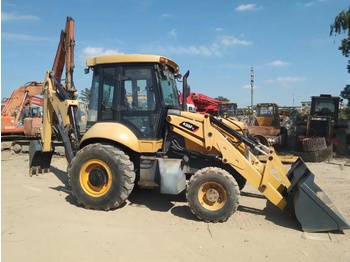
79,159 -> 112,197
197,182 -> 227,211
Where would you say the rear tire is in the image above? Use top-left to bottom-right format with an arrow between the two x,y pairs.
69,143 -> 135,210
186,167 -> 240,222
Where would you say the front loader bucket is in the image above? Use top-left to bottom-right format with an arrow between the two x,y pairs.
29,140 -> 54,176
286,158 -> 349,232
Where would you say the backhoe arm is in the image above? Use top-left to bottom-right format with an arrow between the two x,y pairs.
29,71 -> 79,175
52,16 -> 76,98
41,70 -> 79,149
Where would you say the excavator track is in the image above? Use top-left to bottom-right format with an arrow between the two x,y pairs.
2,139 -> 66,155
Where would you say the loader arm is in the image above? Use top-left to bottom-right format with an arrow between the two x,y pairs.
167,110 -> 350,232
167,110 -> 289,210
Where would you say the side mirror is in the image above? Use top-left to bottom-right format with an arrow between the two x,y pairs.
175,73 -> 182,79
84,68 -> 90,74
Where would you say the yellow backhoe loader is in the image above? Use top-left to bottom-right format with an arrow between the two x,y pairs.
29,54 -> 349,233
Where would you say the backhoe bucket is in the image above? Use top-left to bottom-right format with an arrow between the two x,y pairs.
29,140 -> 54,176
286,158 -> 349,232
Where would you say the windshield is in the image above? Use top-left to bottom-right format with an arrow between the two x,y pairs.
314,99 -> 335,115
257,105 -> 277,117
218,103 -> 237,117
159,70 -> 179,109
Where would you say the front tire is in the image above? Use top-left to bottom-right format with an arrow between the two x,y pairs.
69,143 -> 135,210
186,167 -> 240,222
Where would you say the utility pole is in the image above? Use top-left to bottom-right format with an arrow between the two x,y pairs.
250,67 -> 254,115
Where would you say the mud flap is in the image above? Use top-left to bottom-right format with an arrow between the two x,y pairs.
29,140 -> 54,176
286,158 -> 350,232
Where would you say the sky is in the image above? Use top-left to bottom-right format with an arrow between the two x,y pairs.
1,0 -> 350,108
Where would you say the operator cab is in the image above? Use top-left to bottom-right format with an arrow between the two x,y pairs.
310,95 -> 340,122
85,55 -> 182,139
254,103 -> 280,127
256,103 -> 279,118
218,103 -> 237,118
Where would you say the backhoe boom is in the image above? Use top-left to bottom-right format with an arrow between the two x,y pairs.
29,71 -> 79,175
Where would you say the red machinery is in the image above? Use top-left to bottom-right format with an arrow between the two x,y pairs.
184,92 -> 237,118
186,92 -> 220,115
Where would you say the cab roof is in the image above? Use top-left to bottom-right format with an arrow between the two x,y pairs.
86,54 -> 179,72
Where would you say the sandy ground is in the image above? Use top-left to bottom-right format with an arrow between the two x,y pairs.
1,150 -> 350,262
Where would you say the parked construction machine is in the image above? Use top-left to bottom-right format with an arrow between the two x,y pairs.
247,103 -> 288,150
28,51 -> 350,233
1,17 -> 86,153
1,81 -> 44,138
185,92 -> 238,119
217,102 -> 238,119
296,94 -> 348,161
185,92 -> 219,115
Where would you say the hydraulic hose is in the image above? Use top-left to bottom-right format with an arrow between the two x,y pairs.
209,115 -> 269,156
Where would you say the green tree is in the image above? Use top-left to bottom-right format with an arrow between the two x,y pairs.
340,85 -> 350,104
340,85 -> 350,118
79,87 -> 91,104
330,7 -> 350,73
330,7 -> 350,109
215,96 -> 230,102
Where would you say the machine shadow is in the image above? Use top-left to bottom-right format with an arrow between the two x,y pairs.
263,201 -> 302,231
128,188 -> 199,221
240,191 -> 266,199
49,165 -> 69,186
240,190 -> 302,231
48,165 -> 302,229
49,165 -> 81,207
48,164 -> 196,218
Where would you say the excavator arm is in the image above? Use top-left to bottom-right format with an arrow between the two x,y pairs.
29,16 -> 79,174
1,81 -> 43,117
52,16 -> 76,98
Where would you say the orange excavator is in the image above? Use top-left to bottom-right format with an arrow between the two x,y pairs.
1,17 -> 82,151
1,81 -> 44,137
